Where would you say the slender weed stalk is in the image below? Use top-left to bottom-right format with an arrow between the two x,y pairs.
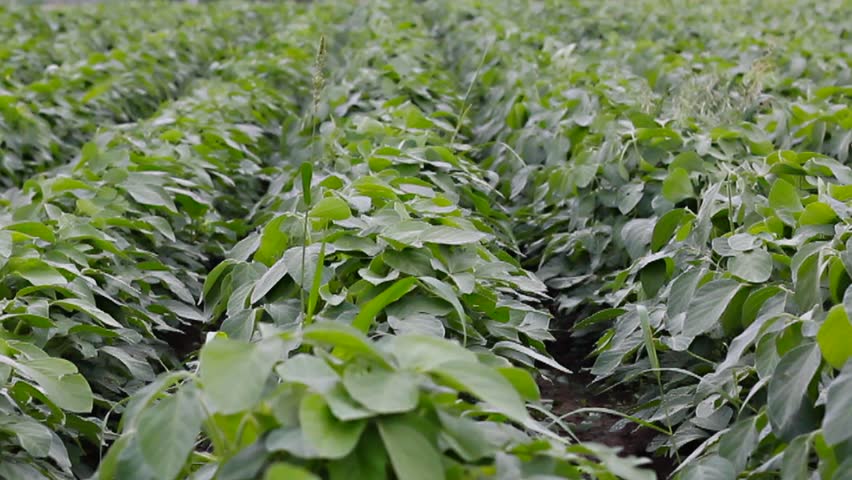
300,36 -> 328,319
450,37 -> 494,146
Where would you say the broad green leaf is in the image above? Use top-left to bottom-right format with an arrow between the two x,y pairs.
823,364 -> 852,445
728,233 -> 758,251
717,417 -> 759,472
662,167 -> 694,203
799,201 -> 837,225
264,463 -> 320,480
137,386 -> 203,480
309,197 -> 351,221
299,393 -> 365,459
491,341 -> 571,373
304,322 -> 390,367
276,354 -> 340,393
213,440 -> 267,480
767,342 -> 821,441
640,258 -> 668,297
383,249 -> 435,276
327,428 -> 388,480
342,365 -> 420,414
741,286 -> 784,328
199,338 -> 280,414
418,276 -> 468,341
281,244 -> 325,288
381,221 -> 432,247
781,434 -> 811,480
0,462 -> 47,480
817,305 -> 852,369
620,218 -> 654,260
728,249 -> 773,283
436,409 -> 494,461
323,384 -> 374,421
14,260 -> 67,287
53,298 -> 122,328
97,433 -> 133,480
682,279 -> 741,338
794,250 -> 822,313
420,226 -> 488,245
3,222 -> 55,242
617,182 -> 644,214
0,355 -> 94,413
0,231 -> 11,271
202,259 -> 236,301
37,373 -> 92,413
266,427 -> 318,458
575,308 -> 627,330
678,457 -> 736,480
388,312 -> 445,336
651,209 -> 691,252
121,371 -> 191,432
0,417 -> 51,457
670,151 -> 705,172
768,178 -> 803,212
667,268 -> 704,322
431,360 -> 529,423
251,258 -> 289,304
388,335 -> 476,371
378,416 -> 445,480
102,346 -> 155,382
0,313 -> 54,329
497,367 -> 540,401
255,215 -> 289,267
124,183 -> 177,213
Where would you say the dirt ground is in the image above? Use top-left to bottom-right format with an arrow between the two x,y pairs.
539,328 -> 676,478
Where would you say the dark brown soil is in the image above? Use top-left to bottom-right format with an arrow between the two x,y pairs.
540,328 -> 677,478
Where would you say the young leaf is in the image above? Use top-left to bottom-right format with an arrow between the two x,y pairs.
817,305 -> 852,369
309,197 -> 351,221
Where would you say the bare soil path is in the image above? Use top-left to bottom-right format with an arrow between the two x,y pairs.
540,328 -> 677,478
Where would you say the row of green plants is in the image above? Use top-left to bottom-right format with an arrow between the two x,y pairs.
98,1 -> 654,479
0,2 -> 327,477
0,2 -> 288,188
0,2 -> 198,86
4,0 -> 850,478
434,0 -> 852,477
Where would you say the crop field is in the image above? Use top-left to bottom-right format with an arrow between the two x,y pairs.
0,0 -> 850,478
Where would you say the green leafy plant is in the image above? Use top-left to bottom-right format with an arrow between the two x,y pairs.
3,0 -> 848,478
